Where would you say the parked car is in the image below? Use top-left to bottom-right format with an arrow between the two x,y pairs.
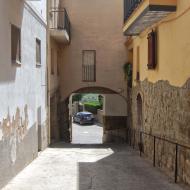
73,112 -> 94,125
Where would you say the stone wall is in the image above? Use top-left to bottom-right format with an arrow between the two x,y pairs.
130,79 -> 190,185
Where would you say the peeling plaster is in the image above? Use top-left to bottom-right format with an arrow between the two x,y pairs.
0,105 -> 29,164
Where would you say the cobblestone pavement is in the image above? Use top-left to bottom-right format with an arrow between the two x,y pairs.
2,143 -> 188,190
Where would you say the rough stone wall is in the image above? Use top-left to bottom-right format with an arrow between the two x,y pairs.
131,79 -> 190,185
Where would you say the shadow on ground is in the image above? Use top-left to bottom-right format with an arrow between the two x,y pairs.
51,142 -> 187,190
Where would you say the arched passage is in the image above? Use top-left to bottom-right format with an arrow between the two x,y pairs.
57,86 -> 128,143
137,93 -> 143,131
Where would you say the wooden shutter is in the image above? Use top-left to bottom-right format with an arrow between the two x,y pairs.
147,31 -> 157,69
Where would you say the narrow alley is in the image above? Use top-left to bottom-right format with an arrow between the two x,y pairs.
2,143 -> 186,190
1,0 -> 190,189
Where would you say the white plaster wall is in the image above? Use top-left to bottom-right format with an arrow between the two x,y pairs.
0,0 -> 47,137
103,94 -> 127,116
26,0 -> 47,21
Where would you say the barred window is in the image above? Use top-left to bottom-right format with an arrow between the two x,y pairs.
82,50 -> 96,82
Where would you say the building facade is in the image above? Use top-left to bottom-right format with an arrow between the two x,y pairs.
123,0 -> 190,185
48,0 -> 128,143
0,0 -> 49,188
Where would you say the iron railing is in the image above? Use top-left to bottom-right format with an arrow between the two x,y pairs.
49,8 -> 71,40
127,128 -> 190,183
124,0 -> 143,22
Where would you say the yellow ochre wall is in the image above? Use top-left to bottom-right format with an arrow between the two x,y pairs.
130,0 -> 190,87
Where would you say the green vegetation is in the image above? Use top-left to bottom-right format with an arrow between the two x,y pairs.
84,101 -> 102,114
72,93 -> 104,114
123,62 -> 132,88
72,94 -> 84,103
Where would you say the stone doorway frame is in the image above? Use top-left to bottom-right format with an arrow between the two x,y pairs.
137,93 -> 143,131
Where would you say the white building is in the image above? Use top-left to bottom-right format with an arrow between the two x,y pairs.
0,0 -> 48,188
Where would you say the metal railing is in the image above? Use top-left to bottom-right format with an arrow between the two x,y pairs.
127,128 -> 190,183
124,0 -> 143,22
49,8 -> 71,40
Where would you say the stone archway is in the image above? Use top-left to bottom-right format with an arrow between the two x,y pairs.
58,86 -> 128,143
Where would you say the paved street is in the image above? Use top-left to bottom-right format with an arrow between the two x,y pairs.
72,122 -> 103,144
2,143 -> 187,190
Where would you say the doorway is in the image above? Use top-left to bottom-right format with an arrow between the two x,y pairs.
137,93 -> 143,131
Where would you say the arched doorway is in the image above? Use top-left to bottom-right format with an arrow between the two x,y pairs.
137,93 -> 143,131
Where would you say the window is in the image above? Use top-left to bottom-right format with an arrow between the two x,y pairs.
82,50 -> 96,82
51,48 -> 54,75
11,24 -> 21,64
147,30 -> 157,69
36,38 -> 41,66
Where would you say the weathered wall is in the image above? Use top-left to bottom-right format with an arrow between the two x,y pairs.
131,79 -> 190,185
0,0 -> 48,188
102,94 -> 128,143
59,0 -> 127,100
131,0 -> 190,87
125,0 -> 190,185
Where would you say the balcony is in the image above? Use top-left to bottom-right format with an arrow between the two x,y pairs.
123,0 -> 177,36
49,8 -> 71,44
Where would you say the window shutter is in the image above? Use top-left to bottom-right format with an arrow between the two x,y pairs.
147,31 -> 157,69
